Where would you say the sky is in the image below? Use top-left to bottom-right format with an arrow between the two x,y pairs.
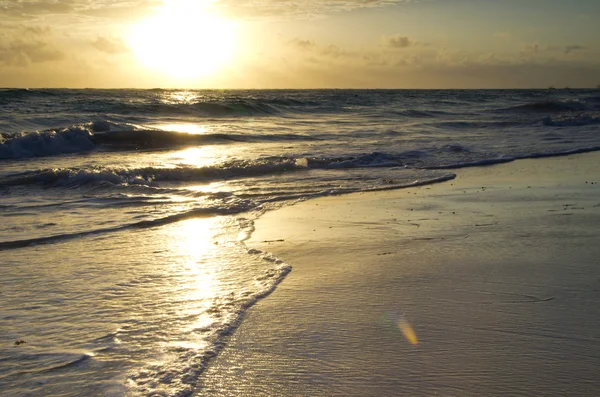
0,0 -> 599,88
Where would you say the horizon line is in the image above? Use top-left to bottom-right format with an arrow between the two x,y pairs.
2,87 -> 598,91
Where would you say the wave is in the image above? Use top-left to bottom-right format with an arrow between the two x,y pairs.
425,157 -> 515,169
0,88 -> 60,100
117,99 -> 283,117
4,140 -> 600,189
0,125 -> 96,159
542,114 -> 600,127
4,89 -> 599,119
0,121 -> 319,160
505,99 -> 591,113
0,89 -> 287,114
0,158 -> 310,188
0,151 -> 435,188
389,109 -> 446,118
1,351 -> 94,380
93,127 -> 318,147
425,146 -> 600,169
515,146 -> 600,159
0,205 -> 250,251
433,120 -> 525,129
0,89 -> 323,117
0,171 -> 459,252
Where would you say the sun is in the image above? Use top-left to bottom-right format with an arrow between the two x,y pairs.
127,0 -> 236,81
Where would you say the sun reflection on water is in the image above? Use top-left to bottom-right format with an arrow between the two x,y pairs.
156,123 -> 209,135
161,90 -> 200,104
125,211 -> 291,395
164,219 -> 217,298
170,217 -> 217,271
170,146 -> 224,169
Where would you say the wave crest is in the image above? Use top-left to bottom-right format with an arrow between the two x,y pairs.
507,99 -> 591,113
0,125 -> 96,159
542,114 -> 600,127
0,157 -> 308,188
0,121 -> 319,160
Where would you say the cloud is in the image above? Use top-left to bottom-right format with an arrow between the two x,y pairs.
520,43 -> 540,58
0,0 -> 77,17
0,1 -> 408,24
0,1 -> 160,22
79,1 -> 162,20
321,44 -> 351,58
91,36 -> 129,54
384,34 -> 415,49
288,35 -> 435,68
290,38 -> 317,50
287,38 -> 355,60
218,0 -> 409,18
564,45 -> 585,54
0,25 -> 65,66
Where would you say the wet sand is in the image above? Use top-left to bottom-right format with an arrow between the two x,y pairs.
197,153 -> 600,396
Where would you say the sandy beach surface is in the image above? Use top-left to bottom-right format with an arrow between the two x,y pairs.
197,153 -> 600,396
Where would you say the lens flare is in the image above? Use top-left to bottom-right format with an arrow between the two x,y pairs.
397,315 -> 419,346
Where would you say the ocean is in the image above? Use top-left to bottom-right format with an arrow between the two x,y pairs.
1,89 -> 600,396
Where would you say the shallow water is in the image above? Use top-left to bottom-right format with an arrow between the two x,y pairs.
1,215 -> 290,396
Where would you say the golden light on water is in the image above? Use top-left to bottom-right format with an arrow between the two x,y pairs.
127,0 -> 236,81
172,217 -> 217,265
161,90 -> 199,104
170,146 -> 225,169
156,123 -> 209,135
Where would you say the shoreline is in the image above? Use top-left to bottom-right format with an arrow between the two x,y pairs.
197,152 -> 600,396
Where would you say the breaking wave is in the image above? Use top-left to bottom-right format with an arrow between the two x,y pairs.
0,121 -> 319,160
0,158 -> 309,188
0,206 -> 248,251
3,141 -> 600,190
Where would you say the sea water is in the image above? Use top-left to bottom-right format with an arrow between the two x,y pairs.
1,89 -> 599,396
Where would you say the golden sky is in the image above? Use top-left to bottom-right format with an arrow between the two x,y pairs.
1,0 -> 599,88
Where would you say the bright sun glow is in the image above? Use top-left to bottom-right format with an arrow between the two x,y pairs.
127,0 -> 235,80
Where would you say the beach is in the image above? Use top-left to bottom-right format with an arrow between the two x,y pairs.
3,0 -> 600,392
3,89 -> 600,396
198,152 -> 600,396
